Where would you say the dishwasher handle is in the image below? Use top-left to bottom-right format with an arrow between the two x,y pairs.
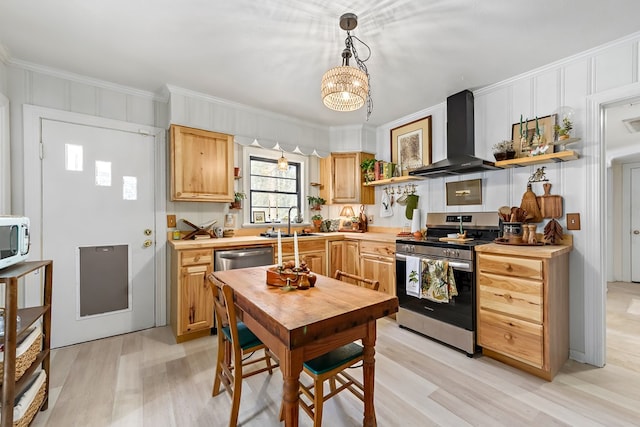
218,247 -> 273,259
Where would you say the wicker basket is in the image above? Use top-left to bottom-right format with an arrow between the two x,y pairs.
12,372 -> 46,427
0,328 -> 42,385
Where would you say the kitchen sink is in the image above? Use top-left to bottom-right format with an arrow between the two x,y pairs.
260,232 -> 318,238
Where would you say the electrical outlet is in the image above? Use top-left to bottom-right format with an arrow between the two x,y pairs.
167,214 -> 177,228
566,213 -> 580,230
368,214 -> 374,224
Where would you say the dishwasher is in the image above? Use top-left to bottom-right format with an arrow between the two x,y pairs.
214,246 -> 274,271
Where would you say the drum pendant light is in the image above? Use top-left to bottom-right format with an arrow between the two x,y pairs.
321,13 -> 373,120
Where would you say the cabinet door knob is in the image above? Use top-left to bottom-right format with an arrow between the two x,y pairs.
634,230 -> 639,235
194,256 -> 200,262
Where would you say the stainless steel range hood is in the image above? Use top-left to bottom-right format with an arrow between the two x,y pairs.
409,90 -> 499,178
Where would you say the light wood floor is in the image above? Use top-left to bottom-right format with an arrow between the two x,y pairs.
30,283 -> 640,427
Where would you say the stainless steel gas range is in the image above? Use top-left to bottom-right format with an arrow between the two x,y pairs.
395,212 -> 499,356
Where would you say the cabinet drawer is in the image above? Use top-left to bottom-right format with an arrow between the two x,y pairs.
359,241 -> 394,258
281,239 -> 325,254
478,272 -> 543,322
180,249 -> 213,266
477,253 -> 542,280
478,310 -> 543,368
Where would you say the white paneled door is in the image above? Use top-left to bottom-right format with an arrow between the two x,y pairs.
632,166 -> 640,283
42,119 -> 156,348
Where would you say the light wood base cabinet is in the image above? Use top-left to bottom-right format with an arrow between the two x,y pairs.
328,240 -> 360,283
476,246 -> 570,380
170,248 -> 214,343
279,240 -> 326,276
359,241 -> 395,296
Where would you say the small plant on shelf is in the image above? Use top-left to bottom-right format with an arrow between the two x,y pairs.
230,191 -> 246,209
554,117 -> 573,140
307,196 -> 326,210
360,158 -> 377,183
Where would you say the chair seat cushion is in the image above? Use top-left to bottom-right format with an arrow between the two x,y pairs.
221,321 -> 263,350
303,342 -> 363,375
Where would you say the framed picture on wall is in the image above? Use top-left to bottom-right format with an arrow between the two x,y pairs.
390,115 -> 432,176
446,179 -> 482,206
253,211 -> 266,223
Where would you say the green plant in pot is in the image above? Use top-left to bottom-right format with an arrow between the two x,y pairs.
307,196 -> 326,211
554,117 -> 573,140
311,214 -> 323,230
360,158 -> 377,183
230,191 -> 245,209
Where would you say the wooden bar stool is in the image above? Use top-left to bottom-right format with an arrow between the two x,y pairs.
209,274 -> 279,427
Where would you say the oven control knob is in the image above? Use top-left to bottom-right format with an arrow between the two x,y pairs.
443,249 -> 450,256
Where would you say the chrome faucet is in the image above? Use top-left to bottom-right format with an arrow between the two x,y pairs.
288,206 -> 298,236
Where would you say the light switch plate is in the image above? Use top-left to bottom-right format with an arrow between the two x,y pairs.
566,213 -> 580,230
167,214 -> 177,228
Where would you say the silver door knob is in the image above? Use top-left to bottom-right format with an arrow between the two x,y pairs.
143,239 -> 153,247
144,229 -> 152,236
634,230 -> 640,235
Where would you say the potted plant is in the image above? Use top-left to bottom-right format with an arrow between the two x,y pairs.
230,191 -> 245,209
554,116 -> 573,140
350,216 -> 360,231
311,214 -> 323,230
307,196 -> 326,211
360,158 -> 377,183
492,141 -> 510,161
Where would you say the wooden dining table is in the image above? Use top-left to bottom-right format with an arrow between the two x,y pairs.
210,266 -> 398,427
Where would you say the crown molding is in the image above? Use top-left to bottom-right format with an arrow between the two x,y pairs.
9,58 -> 167,102
0,43 -> 9,65
165,84 -> 328,131
476,30 -> 640,97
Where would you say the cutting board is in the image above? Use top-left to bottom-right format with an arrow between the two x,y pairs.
538,183 -> 563,219
439,237 -> 474,242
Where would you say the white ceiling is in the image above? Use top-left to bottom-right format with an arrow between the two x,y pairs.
1,1 -> 640,127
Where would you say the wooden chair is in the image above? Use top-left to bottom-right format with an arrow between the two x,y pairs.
334,270 -> 380,291
209,274 -> 279,427
291,271 -> 377,426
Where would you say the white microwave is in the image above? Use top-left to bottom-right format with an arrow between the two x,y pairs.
0,216 -> 30,270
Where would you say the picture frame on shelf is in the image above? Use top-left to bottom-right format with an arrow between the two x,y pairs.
391,115 -> 432,176
253,211 -> 266,223
511,115 -> 556,157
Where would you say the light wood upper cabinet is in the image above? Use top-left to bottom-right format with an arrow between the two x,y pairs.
320,152 -> 374,205
170,124 -> 234,202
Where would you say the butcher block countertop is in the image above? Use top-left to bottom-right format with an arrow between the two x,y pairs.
168,230 -> 398,250
475,239 -> 573,258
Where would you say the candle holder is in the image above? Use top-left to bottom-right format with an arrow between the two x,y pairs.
265,266 -> 314,291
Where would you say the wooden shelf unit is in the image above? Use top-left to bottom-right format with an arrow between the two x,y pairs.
363,175 -> 424,186
0,260 -> 53,427
495,150 -> 579,168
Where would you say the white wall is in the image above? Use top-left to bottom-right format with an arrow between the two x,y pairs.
166,85 -> 331,230
373,32 -> 640,364
6,63 -> 168,215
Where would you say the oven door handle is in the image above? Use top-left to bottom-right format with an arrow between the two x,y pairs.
449,261 -> 471,270
396,254 -> 471,271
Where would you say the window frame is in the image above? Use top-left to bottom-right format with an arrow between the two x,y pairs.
241,146 -> 310,227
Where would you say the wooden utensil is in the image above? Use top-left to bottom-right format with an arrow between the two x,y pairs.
539,183 -> 563,219
520,183 -> 543,223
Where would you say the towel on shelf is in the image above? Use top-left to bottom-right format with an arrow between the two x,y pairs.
405,256 -> 421,298
421,259 -> 458,303
380,191 -> 393,217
